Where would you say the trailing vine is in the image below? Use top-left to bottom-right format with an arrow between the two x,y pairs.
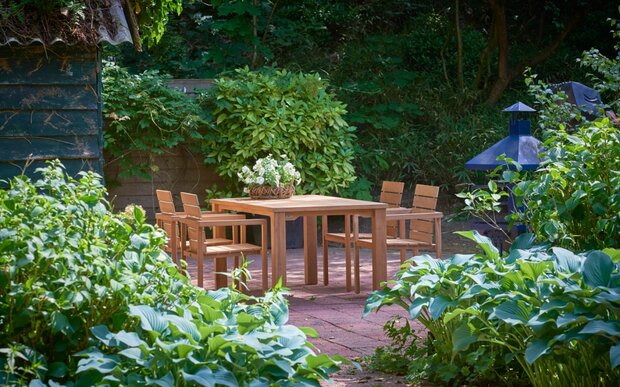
102,61 -> 207,179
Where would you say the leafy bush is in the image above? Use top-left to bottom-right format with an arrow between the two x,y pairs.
102,61 -> 207,179
199,67 -> 356,195
365,232 -> 620,386
511,117 -> 620,250
0,161 -> 345,385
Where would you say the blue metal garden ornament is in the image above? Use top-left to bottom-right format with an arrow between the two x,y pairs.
465,101 -> 542,171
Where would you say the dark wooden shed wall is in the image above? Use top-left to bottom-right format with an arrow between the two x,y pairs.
0,45 -> 103,184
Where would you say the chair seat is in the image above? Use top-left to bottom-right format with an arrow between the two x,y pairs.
357,237 -> 433,248
203,243 -> 262,257
325,232 -> 396,242
183,238 -> 232,248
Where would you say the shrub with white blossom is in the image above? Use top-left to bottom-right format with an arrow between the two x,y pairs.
238,154 -> 301,192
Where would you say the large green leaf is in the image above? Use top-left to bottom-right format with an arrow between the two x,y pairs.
164,315 -> 201,342
76,353 -> 120,374
452,323 -> 478,353
145,372 -> 174,387
182,368 -> 216,386
578,320 -> 620,336
490,300 -> 530,325
525,339 -> 551,364
603,248 -> 620,263
114,331 -> 144,348
409,296 -> 429,319
428,296 -> 452,320
91,325 -> 114,346
611,343 -> 620,369
582,251 -> 613,288
129,305 -> 167,333
518,260 -> 552,280
237,312 -> 263,334
510,233 -> 537,250
553,247 -> 583,274
455,231 -> 499,260
213,367 -> 239,387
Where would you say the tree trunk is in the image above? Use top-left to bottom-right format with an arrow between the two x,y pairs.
455,0 -> 464,89
485,1 -> 587,105
474,12 -> 497,91
485,0 -> 508,105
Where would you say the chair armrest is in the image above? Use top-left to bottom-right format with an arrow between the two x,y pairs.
196,218 -> 268,227
386,211 -> 443,221
387,207 -> 412,214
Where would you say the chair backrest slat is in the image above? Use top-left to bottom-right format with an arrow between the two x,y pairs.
180,192 -> 203,219
379,181 -> 405,237
155,189 -> 178,252
156,189 -> 176,214
409,184 -> 440,244
379,181 -> 405,207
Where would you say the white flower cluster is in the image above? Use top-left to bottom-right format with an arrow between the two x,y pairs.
238,154 -> 301,191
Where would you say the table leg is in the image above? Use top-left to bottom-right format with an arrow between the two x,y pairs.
435,218 -> 442,259
211,203 -> 228,288
171,220 -> 179,268
371,208 -> 387,290
272,212 -> 287,287
197,224 -> 205,288
344,214 -> 351,291
304,215 -> 318,285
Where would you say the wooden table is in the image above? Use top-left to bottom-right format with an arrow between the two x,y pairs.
210,195 -> 388,290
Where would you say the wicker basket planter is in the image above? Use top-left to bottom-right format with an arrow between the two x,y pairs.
248,184 -> 295,199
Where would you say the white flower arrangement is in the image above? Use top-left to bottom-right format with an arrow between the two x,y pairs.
238,154 -> 301,193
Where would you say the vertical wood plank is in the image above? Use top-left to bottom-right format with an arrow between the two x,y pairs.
304,215 -> 318,285
371,208 -> 387,290
272,212 -> 287,287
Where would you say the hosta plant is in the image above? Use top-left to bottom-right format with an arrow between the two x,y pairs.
365,231 -> 620,386
0,161 -> 345,385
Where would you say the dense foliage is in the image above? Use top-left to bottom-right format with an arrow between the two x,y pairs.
511,117 -> 620,250
459,23 -> 620,250
102,61 -> 207,179
0,162 -> 344,385
365,232 -> 620,386
369,22 -> 620,385
106,0 -> 617,191
199,67 -> 356,195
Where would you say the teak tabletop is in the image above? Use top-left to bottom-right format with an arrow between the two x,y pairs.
210,195 -> 388,291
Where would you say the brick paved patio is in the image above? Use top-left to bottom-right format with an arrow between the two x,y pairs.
183,221 -> 476,385
184,247 -> 425,358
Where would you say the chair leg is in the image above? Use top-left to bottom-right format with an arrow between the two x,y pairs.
233,255 -> 241,291
353,215 -> 360,294
344,214 -> 352,292
261,247 -> 268,291
197,231 -> 205,288
354,245 -> 361,294
400,248 -> 407,264
322,215 -> 329,285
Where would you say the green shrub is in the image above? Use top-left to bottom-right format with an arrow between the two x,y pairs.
511,117 -> 620,250
365,232 -> 620,386
199,66 -> 356,195
0,161 -> 345,385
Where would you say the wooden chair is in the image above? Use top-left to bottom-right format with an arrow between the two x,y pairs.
155,190 -> 184,267
155,190 -> 240,267
178,193 -> 268,291
354,184 -> 442,293
321,181 -> 405,291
